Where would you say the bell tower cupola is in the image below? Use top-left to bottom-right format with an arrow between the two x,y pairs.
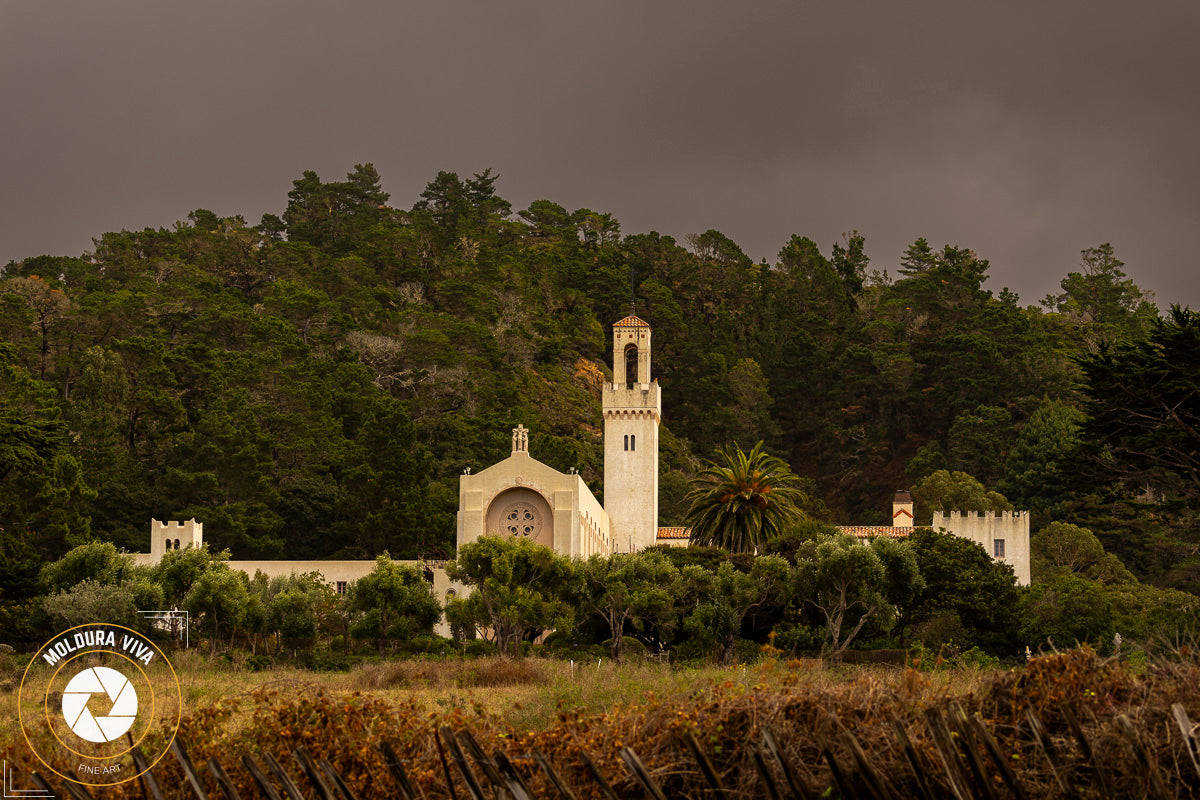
602,315 -> 661,552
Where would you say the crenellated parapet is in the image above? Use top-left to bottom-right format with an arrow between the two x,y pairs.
602,407 -> 661,422
938,510 -> 1029,521
148,518 -> 204,560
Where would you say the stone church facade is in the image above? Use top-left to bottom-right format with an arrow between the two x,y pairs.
455,424 -> 614,558
456,314 -> 666,555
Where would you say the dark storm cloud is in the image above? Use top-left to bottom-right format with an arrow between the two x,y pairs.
2,1 -> 1197,306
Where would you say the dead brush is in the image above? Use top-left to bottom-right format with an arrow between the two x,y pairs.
350,656 -> 549,690
41,647 -> 1200,799
350,659 -> 442,689
453,656 -> 548,688
982,644 -> 1139,726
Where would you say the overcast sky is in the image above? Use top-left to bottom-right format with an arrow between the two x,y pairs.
2,1 -> 1197,308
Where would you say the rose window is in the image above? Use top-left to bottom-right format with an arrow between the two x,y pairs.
501,503 -> 541,538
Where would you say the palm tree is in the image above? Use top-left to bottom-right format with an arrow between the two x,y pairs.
684,441 -> 808,553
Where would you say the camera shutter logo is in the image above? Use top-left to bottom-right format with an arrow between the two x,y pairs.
18,623 -> 182,787
60,666 -> 139,743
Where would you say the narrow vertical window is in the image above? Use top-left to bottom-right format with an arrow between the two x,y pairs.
174,539 -> 181,550
623,434 -> 629,451
994,539 -> 1005,558
630,434 -> 636,451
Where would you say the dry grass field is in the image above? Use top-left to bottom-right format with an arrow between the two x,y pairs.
3,647 -> 1199,797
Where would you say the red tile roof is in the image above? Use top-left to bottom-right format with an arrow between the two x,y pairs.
655,526 -> 928,543
613,314 -> 650,328
656,527 -> 691,539
836,526 -> 932,539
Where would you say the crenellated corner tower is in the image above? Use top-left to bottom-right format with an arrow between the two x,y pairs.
603,315 -> 661,552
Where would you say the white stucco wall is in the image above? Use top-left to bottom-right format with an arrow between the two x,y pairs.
603,400 -> 660,553
933,510 -> 1031,586
129,526 -> 459,636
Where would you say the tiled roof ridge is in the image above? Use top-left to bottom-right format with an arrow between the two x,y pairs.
836,525 -> 933,539
614,314 -> 650,327
656,527 -> 691,539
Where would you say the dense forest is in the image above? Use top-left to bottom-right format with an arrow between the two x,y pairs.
2,164 -> 1198,642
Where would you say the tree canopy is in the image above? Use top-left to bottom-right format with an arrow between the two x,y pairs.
1,163 -> 1195,646
446,536 -> 577,657
685,441 -> 807,553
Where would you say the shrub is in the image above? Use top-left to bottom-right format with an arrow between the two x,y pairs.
733,638 -> 762,665
299,650 -> 359,672
463,639 -> 497,658
400,634 -> 452,655
600,636 -> 648,659
246,653 -> 274,672
958,646 -> 1000,670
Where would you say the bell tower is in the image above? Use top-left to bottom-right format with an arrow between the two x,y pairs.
603,315 -> 661,552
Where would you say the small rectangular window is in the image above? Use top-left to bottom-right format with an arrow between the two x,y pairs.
630,434 -> 636,451
336,581 -> 348,595
994,539 -> 1005,558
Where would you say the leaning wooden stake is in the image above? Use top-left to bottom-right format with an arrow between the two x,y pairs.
170,739 -> 211,800
815,733 -> 856,800
1115,714 -> 1170,800
318,758 -> 358,800
432,724 -> 461,800
1172,703 -> 1200,781
291,747 -> 336,800
762,726 -> 815,800
578,750 -> 622,800
263,752 -> 310,800
749,746 -> 784,800
532,749 -> 579,800
438,726 -> 487,800
946,703 -> 998,800
963,712 -> 1030,800
682,729 -> 729,799
493,750 -> 534,800
888,718 -> 935,800
619,746 -> 668,800
61,779 -> 97,800
1062,705 -> 1115,797
923,706 -> 972,800
241,756 -> 284,800
1024,708 -> 1076,798
132,746 -> 168,800
840,730 -> 896,800
377,741 -> 419,800
207,756 -> 244,800
30,773 -> 63,800
455,729 -> 513,799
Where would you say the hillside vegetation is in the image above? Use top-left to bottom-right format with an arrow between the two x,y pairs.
2,165 -> 1197,642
